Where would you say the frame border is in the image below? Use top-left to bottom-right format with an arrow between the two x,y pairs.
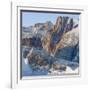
20,8 -> 81,79
11,2 -> 88,88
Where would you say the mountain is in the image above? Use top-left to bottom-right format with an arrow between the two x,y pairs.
42,16 -> 78,55
53,27 -> 79,55
22,26 -> 33,32
22,16 -> 79,54
22,16 -> 79,74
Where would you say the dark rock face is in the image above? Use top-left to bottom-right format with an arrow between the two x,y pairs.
22,38 -> 31,47
26,48 -> 51,71
23,50 -> 29,58
22,37 -> 42,48
55,43 -> 79,62
55,46 -> 75,61
72,43 -> 79,63
52,63 -> 67,71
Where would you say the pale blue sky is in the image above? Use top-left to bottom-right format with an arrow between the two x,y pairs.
22,11 -> 80,27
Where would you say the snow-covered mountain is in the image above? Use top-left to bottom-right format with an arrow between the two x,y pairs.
22,16 -> 79,76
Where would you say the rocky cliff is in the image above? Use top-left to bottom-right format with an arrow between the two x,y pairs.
22,16 -> 79,74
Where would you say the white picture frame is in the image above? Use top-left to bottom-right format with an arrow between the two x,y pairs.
11,1 -> 88,88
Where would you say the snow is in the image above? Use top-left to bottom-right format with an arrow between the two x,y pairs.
48,66 -> 78,75
24,58 -> 28,65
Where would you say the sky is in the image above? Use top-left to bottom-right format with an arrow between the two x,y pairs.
22,11 -> 80,27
